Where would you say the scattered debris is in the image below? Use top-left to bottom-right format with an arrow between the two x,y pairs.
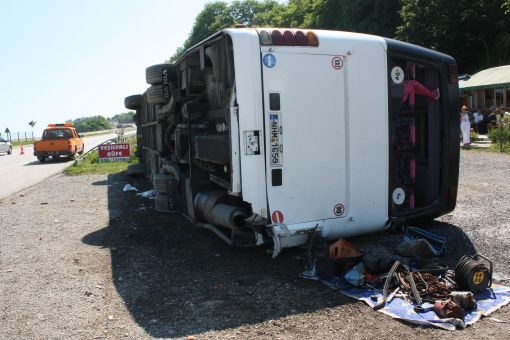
344,262 -> 365,286
455,254 -> 492,293
123,184 -> 138,192
396,239 -> 437,259
329,239 -> 362,259
305,233 -> 509,330
136,189 -> 156,199
40,202 -> 48,205
108,315 -> 114,321
84,291 -> 93,297
405,226 -> 447,256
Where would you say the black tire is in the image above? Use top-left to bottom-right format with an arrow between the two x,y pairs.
147,85 -> 170,105
146,64 -> 177,85
69,148 -> 77,160
127,163 -> 145,177
7,146 -> 12,155
37,156 -> 45,163
124,94 -> 142,110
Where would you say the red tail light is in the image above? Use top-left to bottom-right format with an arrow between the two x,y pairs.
260,29 -> 319,47
283,30 -> 296,46
295,31 -> 307,46
271,30 -> 284,45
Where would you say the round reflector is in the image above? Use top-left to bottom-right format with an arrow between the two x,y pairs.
271,30 -> 284,45
259,30 -> 272,45
283,30 -> 296,46
306,31 -> 319,47
295,30 -> 308,46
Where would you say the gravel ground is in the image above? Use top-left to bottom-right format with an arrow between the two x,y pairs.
1,150 -> 509,339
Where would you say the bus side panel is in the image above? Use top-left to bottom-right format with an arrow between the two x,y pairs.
228,31 -> 268,218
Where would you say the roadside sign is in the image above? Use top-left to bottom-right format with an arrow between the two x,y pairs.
98,143 -> 130,162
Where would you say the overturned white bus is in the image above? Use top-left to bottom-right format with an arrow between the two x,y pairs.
124,28 -> 460,257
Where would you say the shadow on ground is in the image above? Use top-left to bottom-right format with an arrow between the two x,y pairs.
82,173 -> 354,337
23,158 -> 73,166
82,173 -> 477,337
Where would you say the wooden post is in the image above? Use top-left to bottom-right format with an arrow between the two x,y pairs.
17,132 -> 19,142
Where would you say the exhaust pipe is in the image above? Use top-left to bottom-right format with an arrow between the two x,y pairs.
211,204 -> 248,229
194,191 -> 248,229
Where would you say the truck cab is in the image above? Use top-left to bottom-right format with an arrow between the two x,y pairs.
125,28 -> 460,256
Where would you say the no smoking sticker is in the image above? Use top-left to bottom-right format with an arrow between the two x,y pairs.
331,56 -> 343,70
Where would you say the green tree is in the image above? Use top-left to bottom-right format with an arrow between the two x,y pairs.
311,0 -> 401,37
72,116 -> 113,133
397,0 -> 510,73
111,112 -> 135,124
170,0 -> 285,60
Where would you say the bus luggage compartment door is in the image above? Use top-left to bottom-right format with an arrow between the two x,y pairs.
261,51 -> 348,226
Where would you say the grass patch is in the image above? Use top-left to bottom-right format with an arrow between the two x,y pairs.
463,143 -> 510,154
65,149 -> 138,175
10,140 -> 35,147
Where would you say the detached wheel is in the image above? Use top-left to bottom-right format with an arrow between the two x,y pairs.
147,85 -> 171,105
37,156 -> 45,163
7,146 -> 12,155
146,64 -> 177,85
124,94 -> 142,110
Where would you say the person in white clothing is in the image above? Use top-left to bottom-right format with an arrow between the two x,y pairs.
472,108 -> 484,133
460,105 -> 471,146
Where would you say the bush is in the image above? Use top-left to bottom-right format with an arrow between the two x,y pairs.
470,129 -> 479,142
487,116 -> 510,152
488,125 -> 510,143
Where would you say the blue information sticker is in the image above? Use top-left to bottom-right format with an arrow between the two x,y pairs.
263,53 -> 276,68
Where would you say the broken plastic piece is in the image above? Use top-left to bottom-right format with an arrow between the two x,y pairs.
136,189 -> 156,198
344,262 -> 365,286
123,183 -> 138,192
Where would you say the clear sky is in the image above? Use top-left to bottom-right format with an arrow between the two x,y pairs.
0,0 -> 220,138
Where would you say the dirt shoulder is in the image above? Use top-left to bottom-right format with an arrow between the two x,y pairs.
1,151 -> 509,339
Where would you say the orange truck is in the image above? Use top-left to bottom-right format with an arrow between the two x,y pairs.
34,123 -> 84,162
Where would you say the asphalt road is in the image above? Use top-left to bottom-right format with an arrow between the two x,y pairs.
0,133 -> 133,200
